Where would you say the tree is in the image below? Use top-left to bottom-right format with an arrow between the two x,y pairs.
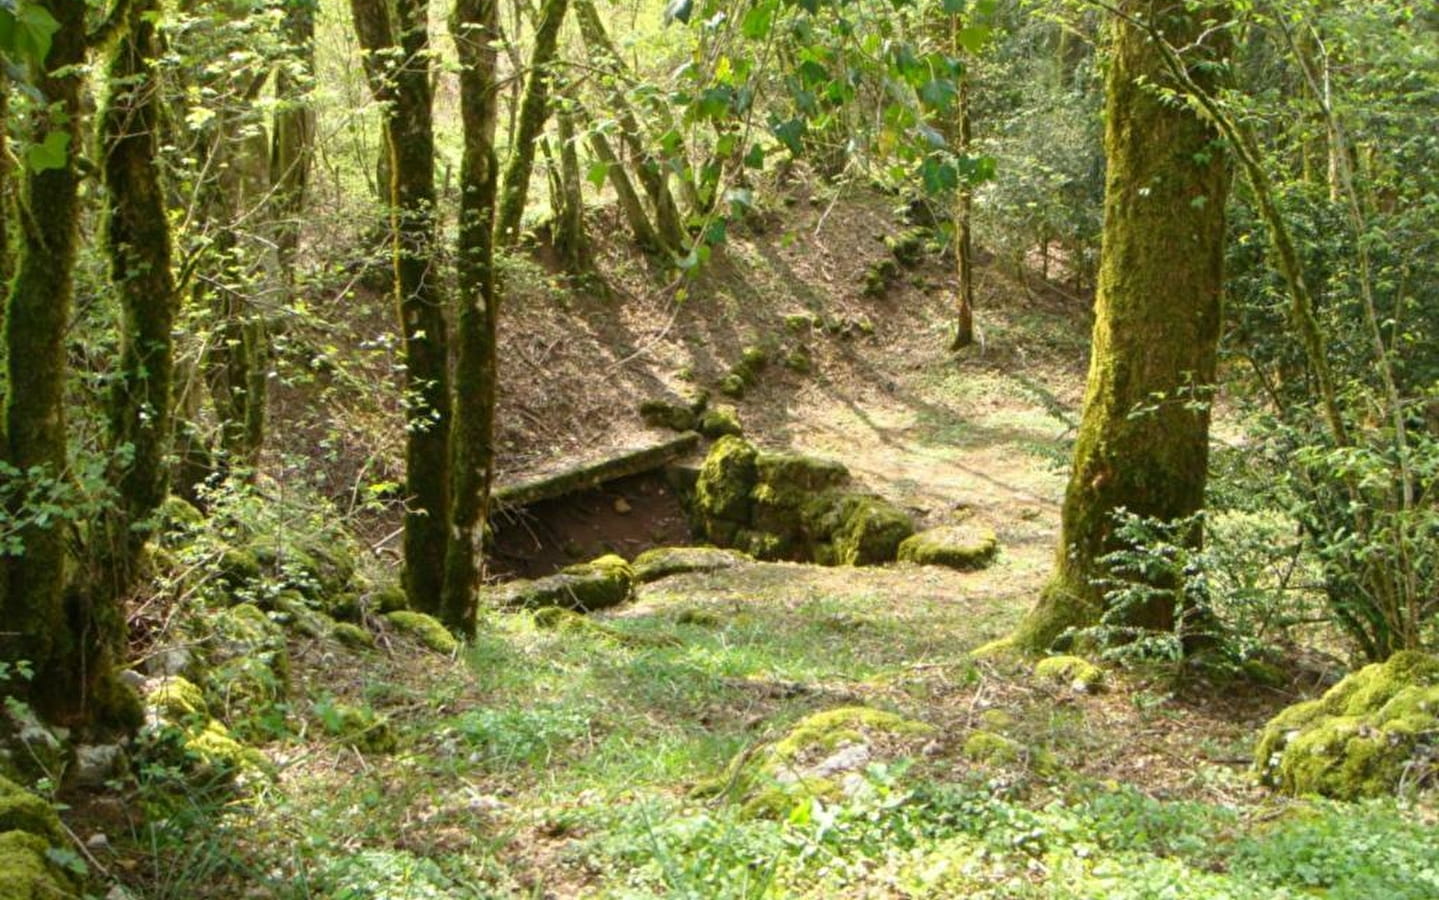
98,0 -> 182,612
1004,0 -> 1232,652
352,0 -> 452,616
495,0 -> 568,246
2,0 -> 139,728
442,0 -> 502,634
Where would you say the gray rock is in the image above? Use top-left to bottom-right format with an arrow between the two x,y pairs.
71,744 -> 126,788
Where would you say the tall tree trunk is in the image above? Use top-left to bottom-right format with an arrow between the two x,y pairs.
588,126 -> 664,255
495,0 -> 568,246
353,0 -> 452,615
99,0 -> 181,608
1006,1 -> 1231,652
271,0 -> 318,285
552,104 -> 590,272
443,0 -> 502,634
950,48 -> 975,351
574,0 -> 687,253
2,0 -> 135,729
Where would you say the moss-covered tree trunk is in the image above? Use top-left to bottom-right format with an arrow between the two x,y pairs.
99,0 -> 181,608
1008,1 -> 1231,652
353,0 -> 452,614
271,0 -> 317,285
574,0 -> 687,253
442,0 -> 502,635
552,104 -> 590,272
950,53 -> 975,351
494,0 -> 568,246
1,0 -> 135,728
587,126 -> 665,255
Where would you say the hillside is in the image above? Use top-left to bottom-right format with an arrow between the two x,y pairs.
45,187 -> 1435,899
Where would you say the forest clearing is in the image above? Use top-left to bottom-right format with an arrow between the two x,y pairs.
1,0 -> 1436,897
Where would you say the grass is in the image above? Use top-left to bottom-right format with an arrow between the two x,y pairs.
108,550 -> 1439,898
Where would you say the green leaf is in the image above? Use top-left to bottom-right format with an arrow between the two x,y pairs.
919,78 -> 957,112
740,0 -> 775,39
14,1 -> 58,65
25,129 -> 69,173
941,0 -> 966,12
956,25 -> 991,54
586,160 -> 610,190
918,156 -> 959,195
771,117 -> 805,155
743,143 -> 765,169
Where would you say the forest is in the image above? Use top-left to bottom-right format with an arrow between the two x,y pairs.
0,0 -> 1436,896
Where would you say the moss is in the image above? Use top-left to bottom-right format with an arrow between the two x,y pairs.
201,603 -> 290,719
639,399 -> 697,432
698,405 -> 743,439
158,494 -> 204,534
1034,655 -> 1107,693
962,731 -> 1024,765
897,525 -> 999,571
695,436 -> 759,526
384,610 -> 460,654
0,775 -> 60,839
146,675 -> 209,721
0,830 -> 76,899
702,706 -> 932,817
735,528 -> 792,561
270,590 -> 337,638
826,494 -> 915,566
863,258 -> 899,296
739,345 -> 768,372
217,546 -> 262,589
632,546 -> 747,583
755,452 -> 850,493
319,704 -> 397,754
782,346 -> 813,374
1254,652 -> 1439,799
331,622 -> 376,650
499,555 -> 636,612
718,373 -> 747,398
885,226 -> 930,265
373,583 -> 408,614
783,312 -> 821,332
185,719 -> 268,776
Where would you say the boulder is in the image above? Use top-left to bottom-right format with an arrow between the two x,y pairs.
631,546 -> 749,583
1253,650 -> 1439,799
493,555 -> 635,612
897,524 -> 999,571
384,611 -> 460,654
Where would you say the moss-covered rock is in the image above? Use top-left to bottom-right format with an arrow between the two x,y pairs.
270,590 -> 338,639
0,776 -> 60,839
145,675 -> 209,721
695,436 -> 759,525
639,399 -> 697,432
0,830 -> 77,899
204,602 -> 290,709
217,546 -> 262,590
821,493 -> 915,566
185,719 -> 269,776
697,707 -> 933,818
1034,655 -> 1107,694
897,524 -> 999,571
718,373 -> 747,398
631,546 -> 749,583
494,555 -> 636,612
782,346 -> 813,374
1254,650 -> 1439,799
384,611 -> 460,654
331,622 -> 376,650
783,312 -> 822,332
962,730 -> 1025,765
698,405 -> 743,439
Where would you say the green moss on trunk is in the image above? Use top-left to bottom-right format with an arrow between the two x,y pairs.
495,0 -> 569,245
352,0 -> 452,616
442,0 -> 502,636
101,0 -> 181,606
1010,1 -> 1231,653
2,0 -> 88,726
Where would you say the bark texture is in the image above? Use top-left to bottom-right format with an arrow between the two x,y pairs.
100,0 -> 181,606
495,0 -> 568,246
352,0 -> 452,614
1010,1 -> 1231,652
271,0 -> 318,283
442,0 -> 502,634
1,0 -> 138,728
